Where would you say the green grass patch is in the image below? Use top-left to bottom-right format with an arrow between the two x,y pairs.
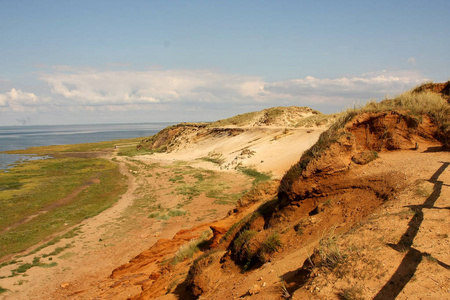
200,152 -> 225,165
42,243 -> 73,258
238,167 -> 271,185
0,259 -> 21,269
220,199 -> 278,244
11,262 -> 33,275
233,229 -> 258,270
157,214 -> 170,220
318,236 -> 345,269
167,209 -> 188,217
117,145 -> 163,157
0,156 -> 127,259
210,106 -> 318,127
37,261 -> 58,268
169,175 -> 184,182
210,111 -> 260,127
14,279 -> 27,286
129,194 -> 158,213
7,257 -> 57,277
294,220 -> 305,235
26,227 -> 81,256
173,168 -> 244,205
58,252 -> 77,260
295,113 -> 337,127
0,286 -> 7,294
261,232 -> 282,255
149,208 -> 187,220
148,212 -> 160,219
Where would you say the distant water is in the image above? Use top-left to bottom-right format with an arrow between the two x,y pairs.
0,122 -> 174,170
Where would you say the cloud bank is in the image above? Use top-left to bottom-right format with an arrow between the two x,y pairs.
0,88 -> 46,112
0,68 -> 428,123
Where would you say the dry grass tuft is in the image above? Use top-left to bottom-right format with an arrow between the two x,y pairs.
170,229 -> 212,265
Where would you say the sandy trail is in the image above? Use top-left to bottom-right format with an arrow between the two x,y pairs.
0,148 -> 252,299
0,154 -> 142,299
0,125 -> 325,299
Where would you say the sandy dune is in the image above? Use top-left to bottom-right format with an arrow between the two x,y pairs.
149,126 -> 326,178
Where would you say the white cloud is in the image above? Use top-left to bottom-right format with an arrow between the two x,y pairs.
1,68 -> 429,118
9,88 -> 37,103
0,88 -> 48,112
42,68 -> 426,106
0,94 -> 6,107
262,70 -> 426,104
40,69 -> 264,106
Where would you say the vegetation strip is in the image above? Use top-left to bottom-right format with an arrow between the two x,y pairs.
0,146 -> 127,259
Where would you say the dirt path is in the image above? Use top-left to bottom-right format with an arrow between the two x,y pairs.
0,154 -> 139,299
0,149 -> 251,299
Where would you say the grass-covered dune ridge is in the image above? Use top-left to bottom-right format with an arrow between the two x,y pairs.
280,82 -> 450,196
137,106 -> 326,153
209,106 -> 321,127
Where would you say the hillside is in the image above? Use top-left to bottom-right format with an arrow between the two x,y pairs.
87,83 -> 448,300
1,83 -> 449,299
0,106 -> 328,299
137,106 -> 331,178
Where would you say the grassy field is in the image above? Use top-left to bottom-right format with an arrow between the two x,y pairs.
0,142 -> 131,259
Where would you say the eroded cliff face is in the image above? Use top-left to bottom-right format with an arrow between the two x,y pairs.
182,109 -> 445,299
279,111 -> 439,202
104,109 -> 445,300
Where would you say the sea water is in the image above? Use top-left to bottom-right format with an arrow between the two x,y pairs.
0,123 -> 174,170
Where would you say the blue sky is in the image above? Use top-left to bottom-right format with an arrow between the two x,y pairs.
0,0 -> 449,125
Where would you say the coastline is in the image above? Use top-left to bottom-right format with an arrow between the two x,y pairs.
0,122 -> 174,170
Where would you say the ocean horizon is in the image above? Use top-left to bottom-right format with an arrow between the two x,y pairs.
0,122 -> 175,170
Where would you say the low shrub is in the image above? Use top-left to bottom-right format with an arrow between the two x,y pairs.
260,232 -> 282,258
232,229 -> 283,270
318,236 -> 345,270
338,285 -> 364,300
